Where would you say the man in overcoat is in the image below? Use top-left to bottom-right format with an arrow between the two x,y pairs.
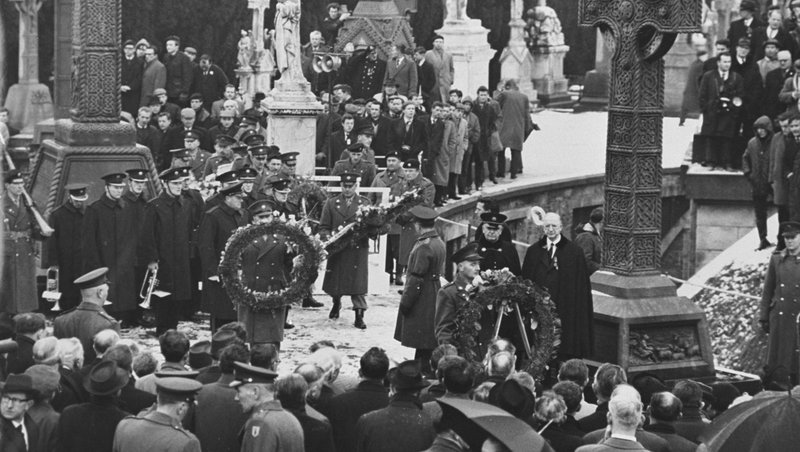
371,151 -> 404,284
759,221 -> 800,386
472,87 -> 500,188
384,44 -> 418,98
320,173 -> 372,329
141,168 -> 196,335
82,173 -> 137,324
395,206 -> 445,376
390,101 -> 428,163
521,212 -> 594,360
698,52 -> 744,168
121,40 -> 143,117
425,35 -> 454,103
163,35 -> 194,106
495,79 -> 532,179
198,182 -> 249,331
770,113 -> 793,249
44,184 -> 87,311
425,102 -> 457,207
394,160 -> 435,277
475,212 -> 521,275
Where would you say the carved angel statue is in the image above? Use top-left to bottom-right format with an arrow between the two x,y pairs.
444,0 -> 470,22
238,30 -> 254,69
274,0 -> 304,81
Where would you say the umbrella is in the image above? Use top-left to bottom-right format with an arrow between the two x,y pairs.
699,391 -> 800,452
437,398 -> 553,452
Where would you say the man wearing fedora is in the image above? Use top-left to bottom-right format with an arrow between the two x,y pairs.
0,374 -> 39,452
354,360 -> 436,452
114,377 -> 201,452
231,362 -> 304,452
58,360 -> 130,452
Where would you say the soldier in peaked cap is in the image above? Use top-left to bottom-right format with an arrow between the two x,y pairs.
112,377 -> 202,452
263,175 -> 299,218
198,182 -> 249,331
331,143 -> 377,187
278,151 -> 301,186
231,362 -> 304,452
203,169 -> 242,214
434,244 -> 483,348
393,159 -> 435,284
395,206 -> 445,375
372,150 -> 405,283
82,173 -> 138,325
182,129 -> 211,181
44,183 -> 90,311
239,166 -> 265,207
243,144 -> 271,193
53,268 -> 121,363
123,168 -> 151,317
203,133 -> 244,179
320,172 -> 373,329
476,211 -> 521,276
141,167 -> 198,335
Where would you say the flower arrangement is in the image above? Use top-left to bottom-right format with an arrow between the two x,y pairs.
218,217 -> 325,313
452,268 -> 561,381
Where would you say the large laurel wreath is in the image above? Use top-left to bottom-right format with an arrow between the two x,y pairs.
218,220 -> 324,312
287,179 -> 328,229
452,270 -> 561,380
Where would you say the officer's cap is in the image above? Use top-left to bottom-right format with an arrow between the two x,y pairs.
452,243 -> 483,263
4,170 -> 23,184
219,182 -> 244,197
101,173 -> 127,186
249,144 -> 270,156
215,134 -> 237,146
170,148 -> 193,159
280,151 -> 299,162
65,183 -> 89,201
74,267 -> 110,290
249,199 -> 279,216
268,175 -> 292,192
481,212 -> 508,229
241,130 -> 265,146
339,172 -> 360,186
347,143 -> 365,154
183,130 -> 201,141
385,150 -> 400,160
781,221 -> 800,236
238,167 -> 258,180
125,169 -> 148,182
155,376 -> 202,401
409,206 -> 438,222
229,362 -> 278,388
402,159 -> 420,170
159,168 -> 184,182
216,170 -> 240,185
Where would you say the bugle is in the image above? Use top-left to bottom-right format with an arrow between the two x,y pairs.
139,267 -> 158,309
43,266 -> 62,311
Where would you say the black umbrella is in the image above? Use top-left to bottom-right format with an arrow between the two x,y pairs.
437,398 -> 553,452
699,391 -> 800,452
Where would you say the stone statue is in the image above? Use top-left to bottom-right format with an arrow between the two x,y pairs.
238,29 -> 254,69
444,0 -> 470,22
526,6 -> 565,47
274,0 -> 304,81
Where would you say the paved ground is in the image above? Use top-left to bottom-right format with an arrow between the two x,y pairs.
122,110 -> 705,382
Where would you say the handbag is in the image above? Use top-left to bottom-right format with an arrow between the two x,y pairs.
490,130 -> 502,153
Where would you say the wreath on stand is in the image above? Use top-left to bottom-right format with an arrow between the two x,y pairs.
452,269 -> 561,380
287,179 -> 329,232
218,219 -> 325,313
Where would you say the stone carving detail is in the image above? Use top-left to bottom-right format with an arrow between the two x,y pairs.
525,6 -> 565,47
579,0 -> 700,275
629,327 -> 702,365
445,0 -> 470,22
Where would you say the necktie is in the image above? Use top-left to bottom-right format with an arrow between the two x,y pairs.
548,243 -> 554,260
406,121 -> 411,132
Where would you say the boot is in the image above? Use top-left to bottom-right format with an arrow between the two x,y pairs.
354,309 -> 366,329
302,296 -> 324,308
284,309 -> 295,329
395,267 -> 405,286
329,297 -> 341,319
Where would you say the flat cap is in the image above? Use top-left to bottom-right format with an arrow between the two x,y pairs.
74,267 -> 109,290
153,88 -> 167,96
229,362 -> 278,388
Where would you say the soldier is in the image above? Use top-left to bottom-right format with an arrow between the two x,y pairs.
204,169 -> 241,213
260,148 -> 285,194
82,173 -> 137,325
2,170 -> 50,315
141,168 -> 197,335
239,167 -> 264,207
53,267 -> 121,364
184,130 -> 211,181
395,206 -> 445,376
45,183 -> 89,311
198,182 -> 249,331
169,148 -> 194,175
394,160 -> 435,283
372,150 -> 404,284
178,166 -> 205,320
238,200 -> 295,347
475,212 -> 521,275
320,173 -> 372,329
278,151 -> 301,188
203,134 -> 243,179
112,377 -> 202,452
242,144 -> 271,193
434,244 -> 484,348
231,362 -> 304,452
331,143 -> 377,187
345,124 -> 377,163
124,168 -> 151,321
263,176 -> 298,218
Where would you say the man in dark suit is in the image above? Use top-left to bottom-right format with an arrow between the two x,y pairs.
193,55 -> 229,112
751,6 -> 796,62
365,100 -> 393,158
698,52 -> 744,168
384,44 -> 418,98
732,37 -> 764,143
276,374 -> 335,452
578,363 -> 627,433
0,374 -> 39,452
45,184 -> 89,311
163,35 -> 194,106
727,0 -> 763,49
6,313 -> 46,375
323,113 -> 356,168
121,40 -> 144,117
764,50 -> 795,119
414,46 -> 437,109
301,30 -> 330,94
642,392 -> 698,452
390,101 -> 427,162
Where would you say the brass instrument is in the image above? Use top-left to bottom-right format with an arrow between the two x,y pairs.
43,267 -> 62,311
138,267 -> 171,309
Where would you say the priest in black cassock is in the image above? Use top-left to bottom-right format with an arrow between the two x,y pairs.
521,212 -> 594,359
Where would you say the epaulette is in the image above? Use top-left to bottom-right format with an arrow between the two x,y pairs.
98,311 -> 117,323
206,205 -> 220,214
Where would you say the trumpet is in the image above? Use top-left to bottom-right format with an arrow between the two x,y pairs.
43,267 -> 62,311
139,267 -> 158,309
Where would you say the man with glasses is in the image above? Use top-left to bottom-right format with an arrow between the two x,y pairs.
521,212 -> 594,361
141,45 -> 166,108
764,50 -> 795,119
0,374 -> 38,451
53,267 -> 121,363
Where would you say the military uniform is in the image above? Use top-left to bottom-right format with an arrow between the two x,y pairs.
320,192 -> 371,305
760,247 -> 800,379
2,192 -> 45,314
395,173 -> 435,266
476,237 -> 521,275
372,168 -> 403,279
240,401 -> 304,452
189,149 -> 211,181
202,154 -> 244,179
112,406 -> 200,452
182,184 -> 205,317
45,200 -> 85,310
330,158 -> 377,187
54,302 -> 120,363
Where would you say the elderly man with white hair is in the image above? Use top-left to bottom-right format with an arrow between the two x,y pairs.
576,385 -> 648,452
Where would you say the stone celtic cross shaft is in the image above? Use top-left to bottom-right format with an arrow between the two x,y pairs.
579,0 -> 700,275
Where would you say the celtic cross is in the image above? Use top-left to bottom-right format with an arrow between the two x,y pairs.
579,0 -> 700,275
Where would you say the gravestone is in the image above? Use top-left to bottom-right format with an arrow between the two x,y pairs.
575,29 -> 610,111
579,0 -> 715,380
28,0 -> 159,217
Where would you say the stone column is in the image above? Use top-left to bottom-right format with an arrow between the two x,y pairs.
4,0 -> 54,134
248,0 -> 274,97
499,0 -> 538,107
29,0 -> 159,216
436,1 -> 494,98
266,0 -> 323,177
527,2 -> 571,108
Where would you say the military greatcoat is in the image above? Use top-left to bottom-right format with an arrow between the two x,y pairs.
198,202 -> 249,320
2,193 -> 45,314
760,250 -> 800,376
330,159 -> 377,187
395,174 -> 435,266
395,230 -> 446,350
53,302 -> 120,364
112,411 -> 201,452
240,401 -> 304,452
238,232 -> 293,344
476,237 -> 521,276
320,193 -> 371,296
82,194 -> 137,313
45,201 -> 85,310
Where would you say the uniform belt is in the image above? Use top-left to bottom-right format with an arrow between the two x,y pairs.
4,230 -> 31,240
411,273 -> 441,280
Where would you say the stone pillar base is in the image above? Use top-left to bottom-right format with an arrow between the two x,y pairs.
266,87 -> 323,177
4,82 -> 54,134
499,44 -> 538,108
588,272 -> 716,381
531,45 -> 572,108
436,20 -> 494,98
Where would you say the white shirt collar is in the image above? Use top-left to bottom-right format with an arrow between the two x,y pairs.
610,433 -> 638,442
548,235 -> 561,246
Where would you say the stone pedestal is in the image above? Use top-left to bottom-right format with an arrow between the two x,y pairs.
589,273 -> 716,380
531,45 -> 571,108
266,81 -> 323,177
500,14 -> 538,108
437,19 -> 494,99
5,83 -> 53,134
664,35 -> 696,117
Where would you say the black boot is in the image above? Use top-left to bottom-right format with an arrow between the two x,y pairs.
284,308 -> 295,329
354,309 -> 366,329
329,297 -> 341,319
302,296 -> 324,308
